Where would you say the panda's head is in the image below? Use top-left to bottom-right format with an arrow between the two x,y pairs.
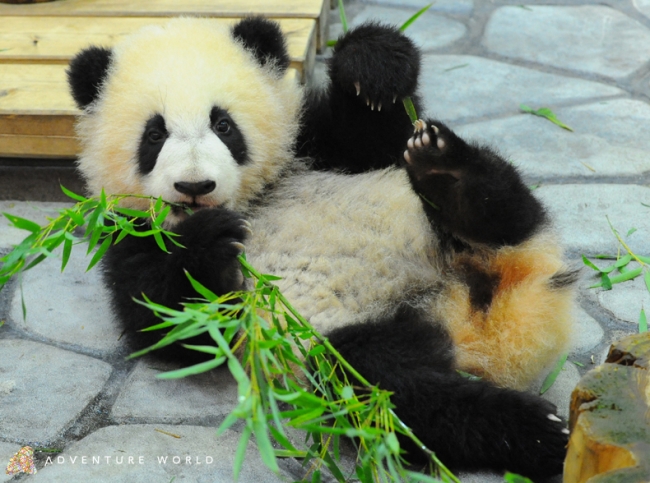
68,17 -> 302,224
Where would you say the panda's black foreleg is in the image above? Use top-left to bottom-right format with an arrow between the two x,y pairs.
102,208 -> 249,359
403,119 -> 546,246
324,307 -> 568,478
298,23 -> 420,172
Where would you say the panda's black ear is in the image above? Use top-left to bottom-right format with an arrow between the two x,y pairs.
67,46 -> 113,109
232,17 -> 290,72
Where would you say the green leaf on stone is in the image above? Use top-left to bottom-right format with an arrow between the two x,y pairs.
581,255 -> 602,272
400,3 -> 433,32
540,353 -> 567,395
520,104 -> 573,132
645,270 -> 650,294
640,308 -> 648,333
444,63 -> 469,72
626,227 -> 637,237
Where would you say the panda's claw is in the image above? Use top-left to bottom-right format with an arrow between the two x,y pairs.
393,94 -> 398,104
562,428 -> 570,435
377,102 -> 382,112
422,132 -> 430,146
232,241 -> 246,254
407,137 -> 414,150
403,150 -> 411,164
241,225 -> 253,237
241,219 -> 252,229
547,414 -> 561,423
354,81 -> 361,96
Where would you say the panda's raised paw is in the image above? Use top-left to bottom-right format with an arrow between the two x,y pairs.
330,23 -> 419,111
403,119 -> 464,180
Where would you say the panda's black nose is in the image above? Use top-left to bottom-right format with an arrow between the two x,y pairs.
174,180 -> 216,196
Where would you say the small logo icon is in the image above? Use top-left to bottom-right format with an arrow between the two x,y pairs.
5,446 -> 37,475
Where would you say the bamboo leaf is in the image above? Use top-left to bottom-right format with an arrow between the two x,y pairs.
614,254 -> 632,268
184,270 -> 218,301
233,425 -> 252,481
86,234 -> 112,271
337,0 -> 348,33
152,231 -> 169,253
640,308 -> 648,333
581,255 -> 602,272
61,236 -> 73,272
253,405 -> 279,473
646,270 -> 650,294
520,104 -> 573,131
60,185 -> 88,202
156,357 -> 226,379
3,213 -> 42,233
403,97 -> 418,123
540,353 -> 567,395
399,3 -> 433,31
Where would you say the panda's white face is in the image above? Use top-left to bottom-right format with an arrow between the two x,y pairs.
138,108 -> 246,222
74,18 -> 303,225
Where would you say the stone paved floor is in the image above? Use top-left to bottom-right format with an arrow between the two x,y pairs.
1,0 -> 650,481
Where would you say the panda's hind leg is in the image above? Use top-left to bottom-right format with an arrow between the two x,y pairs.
324,305 -> 568,478
403,119 -> 546,247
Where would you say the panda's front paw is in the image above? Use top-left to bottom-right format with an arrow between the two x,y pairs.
174,208 -> 251,295
503,398 -> 569,478
329,22 -> 420,111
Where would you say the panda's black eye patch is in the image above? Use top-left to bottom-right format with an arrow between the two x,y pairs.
210,106 -> 248,165
138,114 -> 168,174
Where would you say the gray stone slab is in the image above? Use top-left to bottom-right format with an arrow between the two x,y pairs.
349,5 -> 466,50
484,6 -> 650,78
0,201 -> 71,248
29,424 -> 290,483
571,306 -> 605,354
8,246 -> 121,354
637,0 -> 650,20
0,339 -> 112,444
361,0 -> 473,15
0,442 -> 23,482
111,361 -> 238,423
456,99 -> 650,180
596,272 -> 650,326
536,184 -> 650,257
419,55 -> 623,122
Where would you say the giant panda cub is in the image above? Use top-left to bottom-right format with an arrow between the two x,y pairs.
67,17 -> 575,478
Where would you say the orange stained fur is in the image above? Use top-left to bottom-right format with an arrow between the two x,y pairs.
439,233 -> 574,390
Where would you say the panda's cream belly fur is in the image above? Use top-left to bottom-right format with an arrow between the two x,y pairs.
244,167 -> 574,390
246,167 -> 441,334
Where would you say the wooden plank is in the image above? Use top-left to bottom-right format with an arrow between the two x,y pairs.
0,64 -> 76,116
0,16 -> 316,75
0,65 -> 300,158
0,0 -> 324,18
0,0 -> 329,48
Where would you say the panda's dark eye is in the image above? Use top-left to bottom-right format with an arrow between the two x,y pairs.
215,119 -> 230,134
147,129 -> 165,143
